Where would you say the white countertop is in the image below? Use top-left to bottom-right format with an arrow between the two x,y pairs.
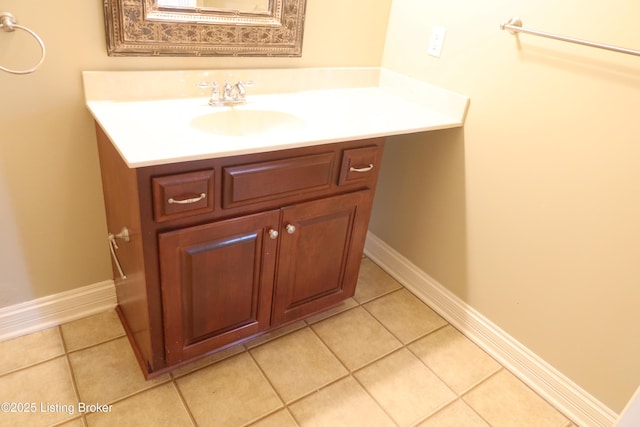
83,68 -> 469,168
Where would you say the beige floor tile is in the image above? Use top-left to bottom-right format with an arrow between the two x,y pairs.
364,289 -> 447,343
0,357 -> 78,427
354,348 -> 456,427
353,258 -> 402,303
0,327 -> 64,376
60,310 -> 125,352
250,327 -> 348,403
54,418 -> 86,427
304,298 -> 359,324
247,409 -> 298,427
311,306 -> 401,370
68,337 -> 169,404
289,376 -> 395,427
176,352 -> 282,427
244,320 -> 307,349
170,343 -> 245,378
409,325 -> 501,393
85,383 -> 193,427
463,370 -> 569,427
418,400 -> 489,426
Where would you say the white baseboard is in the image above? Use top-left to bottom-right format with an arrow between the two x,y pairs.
364,232 -> 618,427
0,280 -> 117,342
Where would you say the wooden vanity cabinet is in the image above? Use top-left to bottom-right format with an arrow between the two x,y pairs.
95,124 -> 384,376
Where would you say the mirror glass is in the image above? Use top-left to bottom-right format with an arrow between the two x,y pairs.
104,0 -> 306,57
156,0 -> 270,14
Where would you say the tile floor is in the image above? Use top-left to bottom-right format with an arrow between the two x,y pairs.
0,258 -> 576,427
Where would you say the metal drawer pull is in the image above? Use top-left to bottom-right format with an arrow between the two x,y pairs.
349,164 -> 374,173
168,193 -> 206,205
286,224 -> 296,234
268,229 -> 279,240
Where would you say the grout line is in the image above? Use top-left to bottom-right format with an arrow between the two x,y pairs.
59,325 -> 81,400
245,347 -> 288,404
403,322 -> 450,346
359,289 -> 450,348
0,328 -> 68,379
169,343 -> 246,380
351,374 -> 399,426
349,369 -> 401,426
462,399 -> 494,427
460,388 -> 497,427
61,331 -> 175,409
0,326 -> 127,381
87,381 -> 170,408
64,333 -> 127,355
58,319 -> 179,418
170,379 -> 199,427
411,399 -> 462,427
409,398 -> 460,427
53,324 -> 89,427
283,275 -> 465,426
244,348 -> 303,426
358,286 -> 404,307
352,283 -> 404,305
243,407 -> 300,427
459,367 -> 505,402
302,296 -> 453,427
49,415 -> 88,427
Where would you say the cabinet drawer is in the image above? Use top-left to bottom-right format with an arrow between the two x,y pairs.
152,169 -> 214,222
222,152 -> 335,209
338,146 -> 382,186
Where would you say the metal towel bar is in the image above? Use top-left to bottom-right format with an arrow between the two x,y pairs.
501,17 -> 640,58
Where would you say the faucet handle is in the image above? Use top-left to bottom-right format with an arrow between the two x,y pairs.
198,81 -> 222,106
235,80 -> 254,97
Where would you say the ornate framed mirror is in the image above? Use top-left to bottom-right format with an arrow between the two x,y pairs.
103,0 -> 306,57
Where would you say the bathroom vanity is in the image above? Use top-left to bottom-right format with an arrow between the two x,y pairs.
84,68 -> 468,376
97,126 -> 382,372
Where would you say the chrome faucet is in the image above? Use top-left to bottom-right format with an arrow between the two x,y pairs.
197,80 -> 254,106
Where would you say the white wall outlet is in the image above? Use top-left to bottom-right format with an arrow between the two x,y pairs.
428,26 -> 447,57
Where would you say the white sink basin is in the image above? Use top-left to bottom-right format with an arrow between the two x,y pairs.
190,109 -> 306,136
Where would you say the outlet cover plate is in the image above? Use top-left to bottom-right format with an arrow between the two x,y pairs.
428,26 -> 447,57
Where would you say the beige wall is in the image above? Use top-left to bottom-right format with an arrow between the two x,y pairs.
371,0 -> 640,412
0,0 -> 391,307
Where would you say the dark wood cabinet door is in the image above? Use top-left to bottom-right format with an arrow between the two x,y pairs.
159,210 -> 279,364
272,190 -> 372,325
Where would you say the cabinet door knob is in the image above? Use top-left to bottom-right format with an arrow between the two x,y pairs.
286,224 -> 296,234
268,229 -> 279,239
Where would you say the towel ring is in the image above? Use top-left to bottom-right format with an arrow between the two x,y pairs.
0,12 -> 46,75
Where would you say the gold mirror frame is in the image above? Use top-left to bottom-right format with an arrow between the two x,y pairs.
103,0 -> 306,57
